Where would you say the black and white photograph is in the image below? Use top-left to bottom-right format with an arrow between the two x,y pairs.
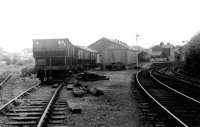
0,0 -> 199,126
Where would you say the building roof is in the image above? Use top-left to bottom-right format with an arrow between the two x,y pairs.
89,37 -> 136,51
151,43 -> 175,52
76,46 -> 98,53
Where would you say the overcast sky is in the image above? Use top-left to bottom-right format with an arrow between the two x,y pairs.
0,0 -> 200,52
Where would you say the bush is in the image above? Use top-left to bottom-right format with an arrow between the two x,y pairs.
138,51 -> 150,63
21,67 -> 35,77
184,32 -> 200,74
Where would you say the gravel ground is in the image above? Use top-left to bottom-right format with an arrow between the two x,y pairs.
0,72 -> 11,79
0,64 -> 39,106
0,64 -> 34,74
64,70 -> 139,127
0,75 -> 40,106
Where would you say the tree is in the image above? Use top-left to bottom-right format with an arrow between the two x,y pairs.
184,32 -> 200,74
160,42 -> 164,47
138,51 -> 150,62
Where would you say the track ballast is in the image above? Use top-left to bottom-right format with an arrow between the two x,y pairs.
136,69 -> 200,127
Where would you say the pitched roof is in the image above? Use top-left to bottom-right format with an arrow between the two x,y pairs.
89,37 -> 136,51
76,46 -> 98,53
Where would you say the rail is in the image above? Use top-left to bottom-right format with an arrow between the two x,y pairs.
37,83 -> 64,127
0,74 -> 12,88
171,69 -> 200,85
150,71 -> 200,104
0,83 -> 40,113
136,70 -> 188,127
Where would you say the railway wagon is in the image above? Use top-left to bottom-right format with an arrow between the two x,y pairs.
33,38 -> 97,82
76,46 -> 98,69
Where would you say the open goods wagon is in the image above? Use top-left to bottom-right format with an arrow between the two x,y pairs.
33,38 -> 97,82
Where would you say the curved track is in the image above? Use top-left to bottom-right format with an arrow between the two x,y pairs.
171,68 -> 200,85
152,70 -> 200,101
136,69 -> 200,127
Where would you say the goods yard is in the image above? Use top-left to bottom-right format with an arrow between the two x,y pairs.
0,70 -> 139,127
135,62 -> 200,126
0,38 -> 139,126
2,0 -> 200,126
0,38 -> 200,127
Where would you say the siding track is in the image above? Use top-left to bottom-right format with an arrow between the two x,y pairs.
0,74 -> 12,88
0,83 -> 68,127
136,69 -> 200,127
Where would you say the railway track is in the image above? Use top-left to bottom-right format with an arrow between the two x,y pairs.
136,69 -> 200,127
0,82 -> 69,127
152,70 -> 200,100
152,62 -> 200,86
0,74 -> 12,88
131,77 -> 168,127
151,63 -> 200,89
171,68 -> 200,85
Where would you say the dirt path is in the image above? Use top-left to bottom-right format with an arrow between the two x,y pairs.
65,70 -> 139,127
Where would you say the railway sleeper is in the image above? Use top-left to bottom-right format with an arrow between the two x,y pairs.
154,121 -> 167,127
9,116 -> 39,120
52,105 -> 66,108
52,107 -> 66,111
48,120 -> 64,124
29,99 -> 50,101
50,115 -> 66,120
55,101 -> 66,104
6,121 -> 37,125
17,105 -> 44,108
6,112 -> 42,116
51,111 -> 66,115
9,108 -> 44,112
